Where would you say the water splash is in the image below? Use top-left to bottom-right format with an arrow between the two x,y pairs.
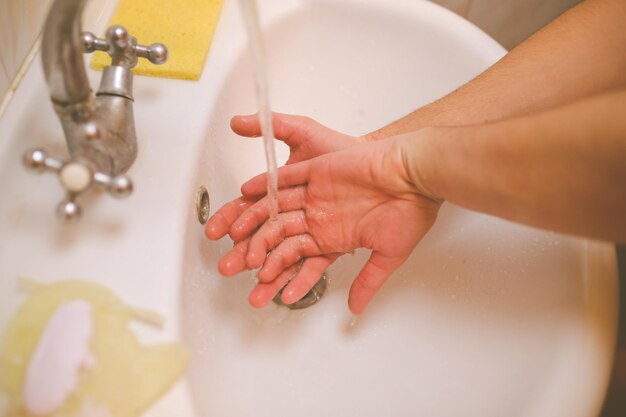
248,302 -> 291,326
239,0 -> 279,221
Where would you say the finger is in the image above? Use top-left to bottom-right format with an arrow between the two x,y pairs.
218,238 -> 251,277
230,113 -> 264,137
205,196 -> 257,240
240,160 -> 312,197
247,263 -> 298,308
257,235 -> 321,283
280,255 -> 338,305
245,210 -> 308,269
229,186 -> 306,242
231,113 -> 318,145
348,252 -> 405,315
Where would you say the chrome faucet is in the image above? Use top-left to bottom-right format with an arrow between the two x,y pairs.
23,0 -> 167,222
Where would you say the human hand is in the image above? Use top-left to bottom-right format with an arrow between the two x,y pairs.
205,113 -> 362,307
230,112 -> 363,164
205,137 -> 442,315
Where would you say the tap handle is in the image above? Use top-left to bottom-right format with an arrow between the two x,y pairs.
134,42 -> 168,65
81,31 -> 109,53
81,26 -> 168,67
23,148 -> 133,222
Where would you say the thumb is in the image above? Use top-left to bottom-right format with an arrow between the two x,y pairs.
348,252 -> 405,315
231,113 -> 317,146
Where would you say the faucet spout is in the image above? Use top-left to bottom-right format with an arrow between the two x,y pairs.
42,0 -> 135,175
42,0 -> 91,106
25,0 -> 167,222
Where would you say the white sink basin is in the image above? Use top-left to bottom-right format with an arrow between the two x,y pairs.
0,0 -> 618,416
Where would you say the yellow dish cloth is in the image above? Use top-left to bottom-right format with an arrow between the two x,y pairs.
90,0 -> 224,80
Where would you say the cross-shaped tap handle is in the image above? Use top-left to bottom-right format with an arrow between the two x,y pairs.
23,148 -> 133,222
81,25 -> 168,68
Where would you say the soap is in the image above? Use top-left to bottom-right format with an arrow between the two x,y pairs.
0,278 -> 188,417
24,300 -> 93,415
91,0 -> 225,80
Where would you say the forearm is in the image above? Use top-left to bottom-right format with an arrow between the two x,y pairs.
402,89 -> 626,242
368,0 -> 626,140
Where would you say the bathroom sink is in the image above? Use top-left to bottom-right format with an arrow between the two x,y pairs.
0,0 -> 618,416
181,0 -> 618,416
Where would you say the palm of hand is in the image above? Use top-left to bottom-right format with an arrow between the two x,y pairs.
236,139 -> 441,314
208,114 -> 438,314
298,158 -> 436,313
300,155 -> 428,256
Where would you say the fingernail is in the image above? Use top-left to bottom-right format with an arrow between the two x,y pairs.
248,290 -> 268,309
205,226 -> 218,240
205,223 -> 217,235
218,256 -> 244,276
282,289 -> 298,304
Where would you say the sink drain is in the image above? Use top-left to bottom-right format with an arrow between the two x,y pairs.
273,273 -> 328,309
196,186 -> 210,225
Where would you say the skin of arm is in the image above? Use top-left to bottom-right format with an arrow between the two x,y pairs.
403,88 -> 626,243
230,0 -> 626,157
205,0 -> 626,313
367,0 -> 626,140
210,87 -> 626,314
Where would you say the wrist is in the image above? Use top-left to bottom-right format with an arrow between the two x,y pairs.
364,109 -> 433,143
397,127 -> 448,203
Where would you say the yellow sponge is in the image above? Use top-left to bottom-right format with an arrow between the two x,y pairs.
91,0 -> 224,80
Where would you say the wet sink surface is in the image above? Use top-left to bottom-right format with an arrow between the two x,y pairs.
181,1 -> 617,416
0,0 -> 617,416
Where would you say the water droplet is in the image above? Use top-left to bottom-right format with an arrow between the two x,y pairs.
249,302 -> 290,326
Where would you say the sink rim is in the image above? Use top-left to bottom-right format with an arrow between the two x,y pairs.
0,0 -> 617,416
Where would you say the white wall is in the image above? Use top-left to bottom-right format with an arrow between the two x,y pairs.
0,0 -> 583,105
433,0 -> 582,48
462,0 -> 582,49
0,0 -> 54,103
